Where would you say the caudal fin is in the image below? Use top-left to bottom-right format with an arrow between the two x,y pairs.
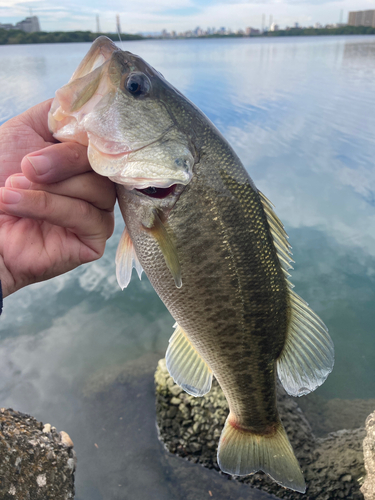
217,415 -> 306,493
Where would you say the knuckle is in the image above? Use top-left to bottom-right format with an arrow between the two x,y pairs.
36,190 -> 53,215
76,199 -> 93,220
106,212 -> 115,239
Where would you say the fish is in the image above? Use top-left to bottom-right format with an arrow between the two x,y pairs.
48,36 -> 334,493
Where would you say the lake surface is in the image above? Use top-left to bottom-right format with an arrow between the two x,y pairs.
1,36 -> 375,498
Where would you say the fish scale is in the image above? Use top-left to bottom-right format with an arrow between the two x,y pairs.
49,36 -> 334,492
125,128 -> 289,432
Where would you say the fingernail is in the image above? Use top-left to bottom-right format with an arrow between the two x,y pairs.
27,155 -> 51,176
1,188 -> 22,204
7,175 -> 32,190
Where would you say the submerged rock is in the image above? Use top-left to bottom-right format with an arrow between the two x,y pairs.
155,359 -> 367,500
297,393 -> 375,437
0,408 -> 76,499
361,412 -> 375,500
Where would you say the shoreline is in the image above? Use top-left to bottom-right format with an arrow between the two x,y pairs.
1,26 -> 375,45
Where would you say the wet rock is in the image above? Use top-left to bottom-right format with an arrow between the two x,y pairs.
297,393 -> 375,437
361,411 -> 375,500
60,431 -> 74,449
155,358 -> 367,500
0,407 -> 76,499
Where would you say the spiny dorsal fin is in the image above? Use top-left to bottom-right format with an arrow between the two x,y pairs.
115,227 -> 143,289
259,190 -> 294,281
166,323 -> 212,397
277,290 -> 334,397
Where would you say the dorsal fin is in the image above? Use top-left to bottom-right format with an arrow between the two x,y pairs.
259,190 -> 334,397
277,290 -> 334,396
259,190 -> 294,281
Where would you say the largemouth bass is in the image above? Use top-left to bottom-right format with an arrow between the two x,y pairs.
49,36 -> 334,493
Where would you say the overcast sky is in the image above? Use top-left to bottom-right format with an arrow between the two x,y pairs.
1,0 -> 375,33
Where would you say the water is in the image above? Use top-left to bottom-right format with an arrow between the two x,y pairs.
1,36 -> 375,498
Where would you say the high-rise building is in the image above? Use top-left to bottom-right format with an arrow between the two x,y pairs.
348,10 -> 375,28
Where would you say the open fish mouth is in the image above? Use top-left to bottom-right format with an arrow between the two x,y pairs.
135,184 -> 184,199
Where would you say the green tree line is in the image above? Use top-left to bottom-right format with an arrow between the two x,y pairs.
1,25 -> 375,45
0,30 -> 143,45
266,25 -> 375,37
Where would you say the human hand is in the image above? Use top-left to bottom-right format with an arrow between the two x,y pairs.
0,99 -> 116,298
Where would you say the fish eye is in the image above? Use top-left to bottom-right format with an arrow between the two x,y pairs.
125,72 -> 151,97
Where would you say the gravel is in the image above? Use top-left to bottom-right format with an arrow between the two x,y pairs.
0,407 -> 76,499
155,358 -> 368,500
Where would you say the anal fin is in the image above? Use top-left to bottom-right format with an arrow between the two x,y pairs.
277,290 -> 334,397
115,227 -> 143,289
166,323 -> 212,397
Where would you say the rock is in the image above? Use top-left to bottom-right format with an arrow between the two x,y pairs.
60,431 -> 74,448
155,358 -> 367,500
361,411 -> 375,500
297,393 -> 375,437
43,423 -> 52,434
0,407 -> 76,499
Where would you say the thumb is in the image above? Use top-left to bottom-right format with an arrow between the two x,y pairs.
21,141 -> 91,184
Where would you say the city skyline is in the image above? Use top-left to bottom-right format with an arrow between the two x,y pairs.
1,0 -> 375,34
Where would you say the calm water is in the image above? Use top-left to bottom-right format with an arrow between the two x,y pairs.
1,36 -> 375,498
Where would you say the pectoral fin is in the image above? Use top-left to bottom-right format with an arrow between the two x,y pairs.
143,211 -> 182,288
115,227 -> 143,289
277,290 -> 334,397
166,323 -> 212,397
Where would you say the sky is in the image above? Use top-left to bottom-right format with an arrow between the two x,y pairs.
1,0 -> 375,33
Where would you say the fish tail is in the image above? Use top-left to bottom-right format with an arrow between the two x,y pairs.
217,414 -> 306,493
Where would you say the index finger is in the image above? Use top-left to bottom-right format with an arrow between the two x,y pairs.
22,141 -> 92,184
21,98 -> 56,143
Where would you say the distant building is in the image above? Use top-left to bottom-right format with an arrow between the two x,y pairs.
15,16 -> 40,32
0,23 -> 14,30
0,16 -> 40,32
245,27 -> 260,36
348,10 -> 375,28
270,22 -> 279,31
